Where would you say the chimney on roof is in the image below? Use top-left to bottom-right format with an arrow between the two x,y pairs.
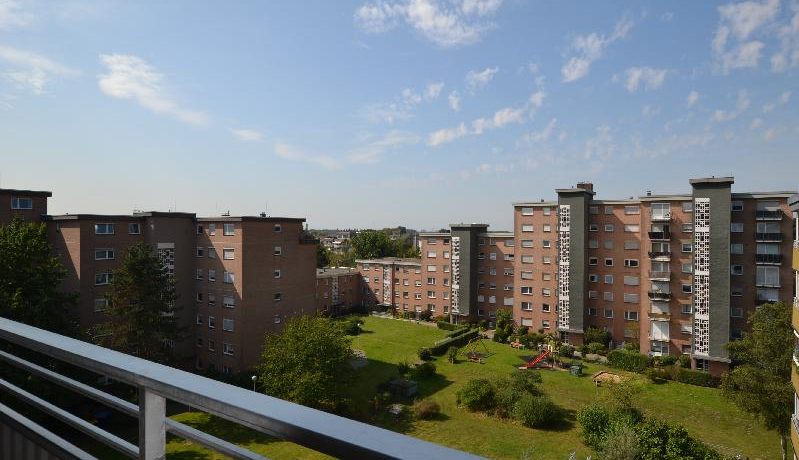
260,212 -> 267,217
646,190 -> 652,196
576,182 -> 593,193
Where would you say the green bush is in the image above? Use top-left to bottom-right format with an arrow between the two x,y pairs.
644,367 -> 667,384
431,329 -> 479,355
419,310 -> 433,321
456,379 -> 495,412
576,404 -> 612,449
436,320 -> 459,331
513,394 -> 560,428
447,346 -> 459,363
417,347 -> 432,361
673,368 -> 717,387
410,362 -> 437,380
413,399 -> 441,420
478,319 -> 488,330
635,419 -> 723,459
493,385 -> 523,418
587,342 -> 607,355
584,326 -> 612,347
343,319 -> 361,335
506,370 -> 543,394
607,350 -> 652,373
623,342 -> 640,352
397,360 -> 410,376
517,326 -> 529,336
558,344 -> 575,359
678,355 -> 691,368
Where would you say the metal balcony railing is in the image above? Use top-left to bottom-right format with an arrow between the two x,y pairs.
755,210 -> 782,220
0,317 -> 479,460
648,251 -> 671,259
755,232 -> 783,242
651,212 -> 671,222
647,230 -> 671,240
647,291 -> 672,300
755,253 -> 782,264
648,270 -> 671,280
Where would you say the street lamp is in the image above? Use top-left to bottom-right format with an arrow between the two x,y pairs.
251,375 -> 257,392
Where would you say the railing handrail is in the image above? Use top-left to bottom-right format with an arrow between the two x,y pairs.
0,317 -> 481,460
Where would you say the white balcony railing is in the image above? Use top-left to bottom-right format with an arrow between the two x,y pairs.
0,317 -> 480,460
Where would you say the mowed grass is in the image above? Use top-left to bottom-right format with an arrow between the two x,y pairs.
167,316 -> 782,459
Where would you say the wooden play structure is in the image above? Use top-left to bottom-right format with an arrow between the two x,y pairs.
461,337 -> 491,363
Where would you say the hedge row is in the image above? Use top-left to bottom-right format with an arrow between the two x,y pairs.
436,320 -> 461,331
607,349 -> 652,373
673,367 -> 718,387
431,329 -> 479,355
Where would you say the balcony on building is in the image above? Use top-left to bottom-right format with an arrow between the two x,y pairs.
755,209 -> 782,220
0,317 -> 477,460
649,302 -> 670,319
755,253 -> 782,264
647,290 -> 672,301
648,270 -> 671,281
648,223 -> 671,241
792,297 -> 799,338
650,203 -> 671,222
648,251 -> 671,261
755,232 -> 783,242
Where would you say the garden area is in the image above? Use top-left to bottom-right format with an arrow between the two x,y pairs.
165,314 -> 783,459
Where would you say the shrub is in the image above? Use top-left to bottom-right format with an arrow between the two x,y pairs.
343,319 -> 361,336
607,350 -> 651,373
447,346 -> 459,363
558,344 -> 575,359
674,368 -> 718,387
431,329 -> 479,355
584,326 -> 612,347
644,367 -> 667,384
493,385 -> 523,418
678,355 -> 691,368
623,342 -> 639,352
397,361 -> 410,376
507,370 -> 543,394
478,319 -> 488,330
517,326 -> 529,336
513,394 -> 560,428
587,342 -> 607,355
635,419 -> 723,459
417,347 -> 432,361
410,362 -> 437,380
419,310 -> 433,321
413,399 -> 441,420
601,422 -> 640,460
436,320 -> 459,331
456,379 -> 495,412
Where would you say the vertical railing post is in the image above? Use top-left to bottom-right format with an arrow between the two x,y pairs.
138,387 -> 166,460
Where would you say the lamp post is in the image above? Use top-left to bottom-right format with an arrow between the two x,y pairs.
251,375 -> 257,392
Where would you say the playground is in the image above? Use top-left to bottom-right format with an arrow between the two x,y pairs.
168,315 -> 782,459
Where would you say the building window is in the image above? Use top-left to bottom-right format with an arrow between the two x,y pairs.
542,273 -> 552,281
223,318 -> 234,332
731,200 -> 743,211
521,271 -> 533,280
681,263 -> 692,273
604,240 -> 613,249
695,359 -> 709,372
196,269 -> 203,280
589,224 -> 599,232
274,246 -> 282,256
273,269 -> 281,279
94,248 -> 114,260
604,308 -> 614,319
589,239 -> 599,249
589,257 -> 598,266
522,224 -> 534,232
521,240 -> 533,248
208,294 -> 216,306
542,256 -> 551,264
128,223 -> 141,234
730,243 -> 743,254
623,259 -> 639,268
223,271 -> 235,283
196,314 -> 202,325
222,223 -> 234,236
223,343 -> 235,356
521,255 -> 533,263
682,304 -> 692,315
94,223 -> 114,235
521,302 -> 532,311
207,223 -> 216,235
543,207 -> 551,215
604,224 -> 614,232
542,320 -> 551,329
624,225 -> 640,233
603,292 -> 614,301
542,240 -> 552,248
208,340 -> 215,352
274,292 -> 282,301
624,240 -> 639,250
223,295 -> 235,308
427,265 -> 437,272
588,307 -> 597,316
11,197 -> 33,209
273,224 -> 282,232
196,247 -> 204,257
682,201 -> 694,213
542,288 -> 551,297
208,316 -> 216,329
624,311 -> 639,321
624,206 -> 640,215
427,277 -> 436,285
756,265 -> 780,286
197,337 -> 203,348
604,258 -> 614,267
604,206 -> 614,215
588,290 -> 598,299
623,276 -> 639,286
730,265 -> 743,276
196,292 -> 203,302
427,251 -> 437,258
521,207 -> 534,216
489,252 -> 497,260
604,275 -> 614,284
223,248 -> 235,260
208,270 -> 216,282
95,272 -> 113,285
681,243 -> 693,253
93,298 -> 108,312
589,274 -> 599,282
730,223 -> 743,233
521,286 -> 533,295
682,284 -> 692,294
623,293 -> 639,303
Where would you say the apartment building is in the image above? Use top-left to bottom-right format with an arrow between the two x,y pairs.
789,193 -> 799,459
0,188 -> 51,225
357,258 -> 424,312
316,267 -> 363,315
514,178 -> 794,375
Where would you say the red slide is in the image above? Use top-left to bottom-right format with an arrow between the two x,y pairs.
523,350 -> 551,369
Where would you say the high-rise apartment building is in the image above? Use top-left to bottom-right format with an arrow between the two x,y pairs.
357,258 -> 424,312
316,267 -> 363,316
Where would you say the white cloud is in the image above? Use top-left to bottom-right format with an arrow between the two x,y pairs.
562,16 -> 633,82
687,90 -> 700,107
425,82 -> 444,99
525,118 -> 557,142
763,128 -> 777,140
361,102 -> 412,124
354,0 -> 503,48
583,125 -> 614,160
0,0 -> 32,30
750,117 -> 763,129
641,105 -> 660,117
762,90 -> 791,112
448,90 -> 461,111
98,54 -> 207,125
231,128 -> 264,142
274,143 -> 340,170
712,0 -> 779,72
428,122 -> 468,146
529,89 -> 545,108
0,46 -> 78,94
401,87 -> 422,105
713,89 -> 751,121
771,8 -> 799,71
349,130 -> 420,164
465,66 -> 498,91
624,66 -> 667,92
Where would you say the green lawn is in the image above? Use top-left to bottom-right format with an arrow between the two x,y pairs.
167,316 -> 782,459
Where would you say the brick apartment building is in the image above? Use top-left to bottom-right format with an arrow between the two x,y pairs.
789,193 -> 798,457
316,267 -> 362,316
2,188 -> 317,375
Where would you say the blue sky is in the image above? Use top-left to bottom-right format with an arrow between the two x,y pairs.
0,0 -> 797,230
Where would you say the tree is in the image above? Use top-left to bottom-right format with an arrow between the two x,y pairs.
351,230 -> 396,259
329,249 -> 356,267
316,244 -> 331,268
493,308 -> 514,342
721,301 -> 793,460
97,242 -> 183,365
0,218 -> 75,334
258,315 -> 354,411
